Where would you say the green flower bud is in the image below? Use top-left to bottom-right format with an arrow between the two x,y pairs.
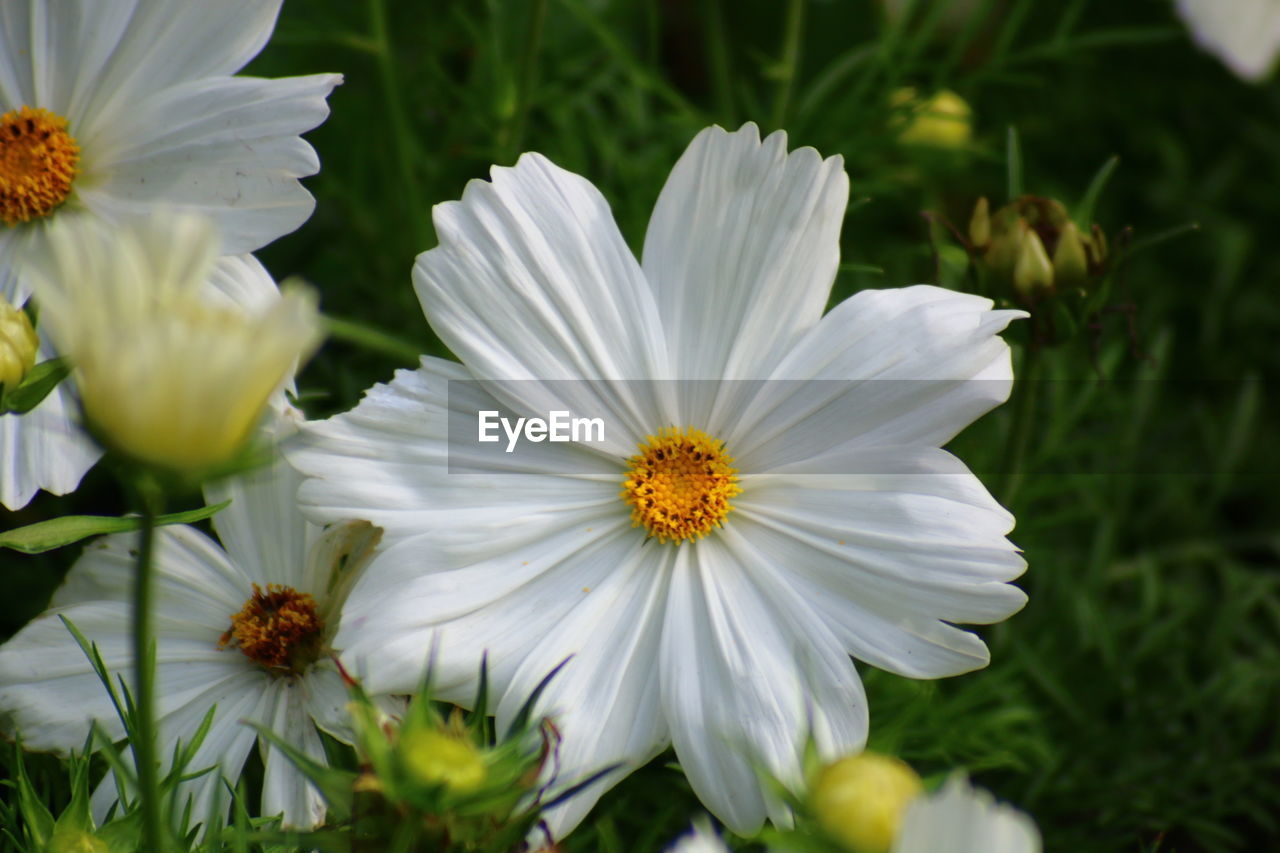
1013,226 -> 1054,300
969,197 -> 991,248
1053,221 -> 1089,289
0,296 -> 39,391
892,88 -> 973,148
400,728 -> 488,793
811,752 -> 923,853
47,830 -> 109,853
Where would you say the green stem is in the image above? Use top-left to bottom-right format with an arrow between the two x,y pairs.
1001,344 -> 1040,506
324,314 -> 423,364
370,0 -> 428,245
131,478 -> 165,851
770,0 -> 806,128
501,0 -> 548,163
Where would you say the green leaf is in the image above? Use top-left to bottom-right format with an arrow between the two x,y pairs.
1,358 -> 71,414
1075,155 -> 1119,228
1006,125 -> 1024,200
0,500 -> 230,555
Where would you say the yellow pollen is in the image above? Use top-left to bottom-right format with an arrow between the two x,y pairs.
621,427 -> 741,544
0,106 -> 80,226
220,584 -> 324,674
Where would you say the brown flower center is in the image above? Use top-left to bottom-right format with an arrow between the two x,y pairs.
219,584 -> 324,675
0,106 -> 79,226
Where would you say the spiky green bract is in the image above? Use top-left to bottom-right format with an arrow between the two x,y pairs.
252,657 -> 616,852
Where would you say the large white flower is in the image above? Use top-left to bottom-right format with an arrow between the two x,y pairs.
1175,0 -> 1280,81
288,123 -> 1027,838
0,418 -> 380,829
0,251 -> 294,509
896,775 -> 1041,853
0,0 -> 340,298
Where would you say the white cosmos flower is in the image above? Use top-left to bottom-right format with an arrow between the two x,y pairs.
0,0 -> 340,298
0,417 -> 382,829
666,818 -> 731,852
896,775 -> 1041,853
1175,0 -> 1280,81
287,123 -> 1028,838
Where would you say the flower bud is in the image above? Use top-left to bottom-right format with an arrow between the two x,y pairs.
892,88 -> 972,148
1052,221 -> 1089,289
399,728 -> 487,793
47,830 -> 109,853
969,197 -> 991,248
1013,227 -> 1054,300
811,752 -> 923,853
25,213 -> 322,476
0,297 -> 39,391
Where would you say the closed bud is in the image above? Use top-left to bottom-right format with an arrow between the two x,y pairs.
1052,221 -> 1090,289
1013,227 -> 1055,299
0,296 -> 39,391
969,197 -> 991,248
47,830 -> 109,853
892,88 -> 973,148
811,752 -> 923,853
400,728 -> 488,793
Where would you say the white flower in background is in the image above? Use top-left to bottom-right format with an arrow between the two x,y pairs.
666,818 -> 731,852
25,213 -> 321,477
0,0 -> 340,300
0,251 -> 294,509
896,776 -> 1041,853
1175,0 -> 1280,82
0,421 -> 382,829
289,123 -> 1027,838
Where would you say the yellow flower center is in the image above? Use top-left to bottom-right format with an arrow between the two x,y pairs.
621,427 -> 741,544
219,584 -> 324,675
0,106 -> 80,226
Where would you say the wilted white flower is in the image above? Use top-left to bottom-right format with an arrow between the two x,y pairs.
289,123 -> 1027,838
27,213 -> 321,476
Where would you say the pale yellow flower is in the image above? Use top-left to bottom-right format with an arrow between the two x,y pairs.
0,296 -> 38,391
28,213 -> 322,475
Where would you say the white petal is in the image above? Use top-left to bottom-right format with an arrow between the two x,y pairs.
337,519 -> 633,698
660,538 -> 867,835
260,678 -> 328,829
496,536 -> 673,840
896,775 -> 1042,853
289,356 -> 623,544
78,72 -> 339,253
0,380 -> 100,510
731,447 -> 1025,677
666,818 -> 732,853
727,286 -> 1024,471
641,123 -> 848,385
413,151 -> 672,435
204,438 -> 311,591
1176,0 -> 1280,82
204,254 -> 282,314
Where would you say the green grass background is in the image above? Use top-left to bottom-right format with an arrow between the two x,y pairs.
4,0 -> 1279,850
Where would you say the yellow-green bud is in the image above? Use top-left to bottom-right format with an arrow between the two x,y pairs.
0,297 -> 39,391
811,752 -> 923,853
400,728 -> 487,793
1013,227 -> 1054,299
892,88 -> 973,148
1052,221 -> 1089,289
969,197 -> 991,248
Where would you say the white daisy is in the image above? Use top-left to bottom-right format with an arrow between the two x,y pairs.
288,123 -> 1027,838
0,417 -> 380,829
896,775 -> 1041,853
0,0 -> 341,299
1175,0 -> 1280,81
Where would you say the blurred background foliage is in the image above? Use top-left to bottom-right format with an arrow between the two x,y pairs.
4,0 -> 1279,850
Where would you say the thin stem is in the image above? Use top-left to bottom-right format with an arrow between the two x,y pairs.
370,0 -> 428,244
501,0 -> 548,163
770,0 -> 806,129
131,478 -> 165,851
1001,344 -> 1040,506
